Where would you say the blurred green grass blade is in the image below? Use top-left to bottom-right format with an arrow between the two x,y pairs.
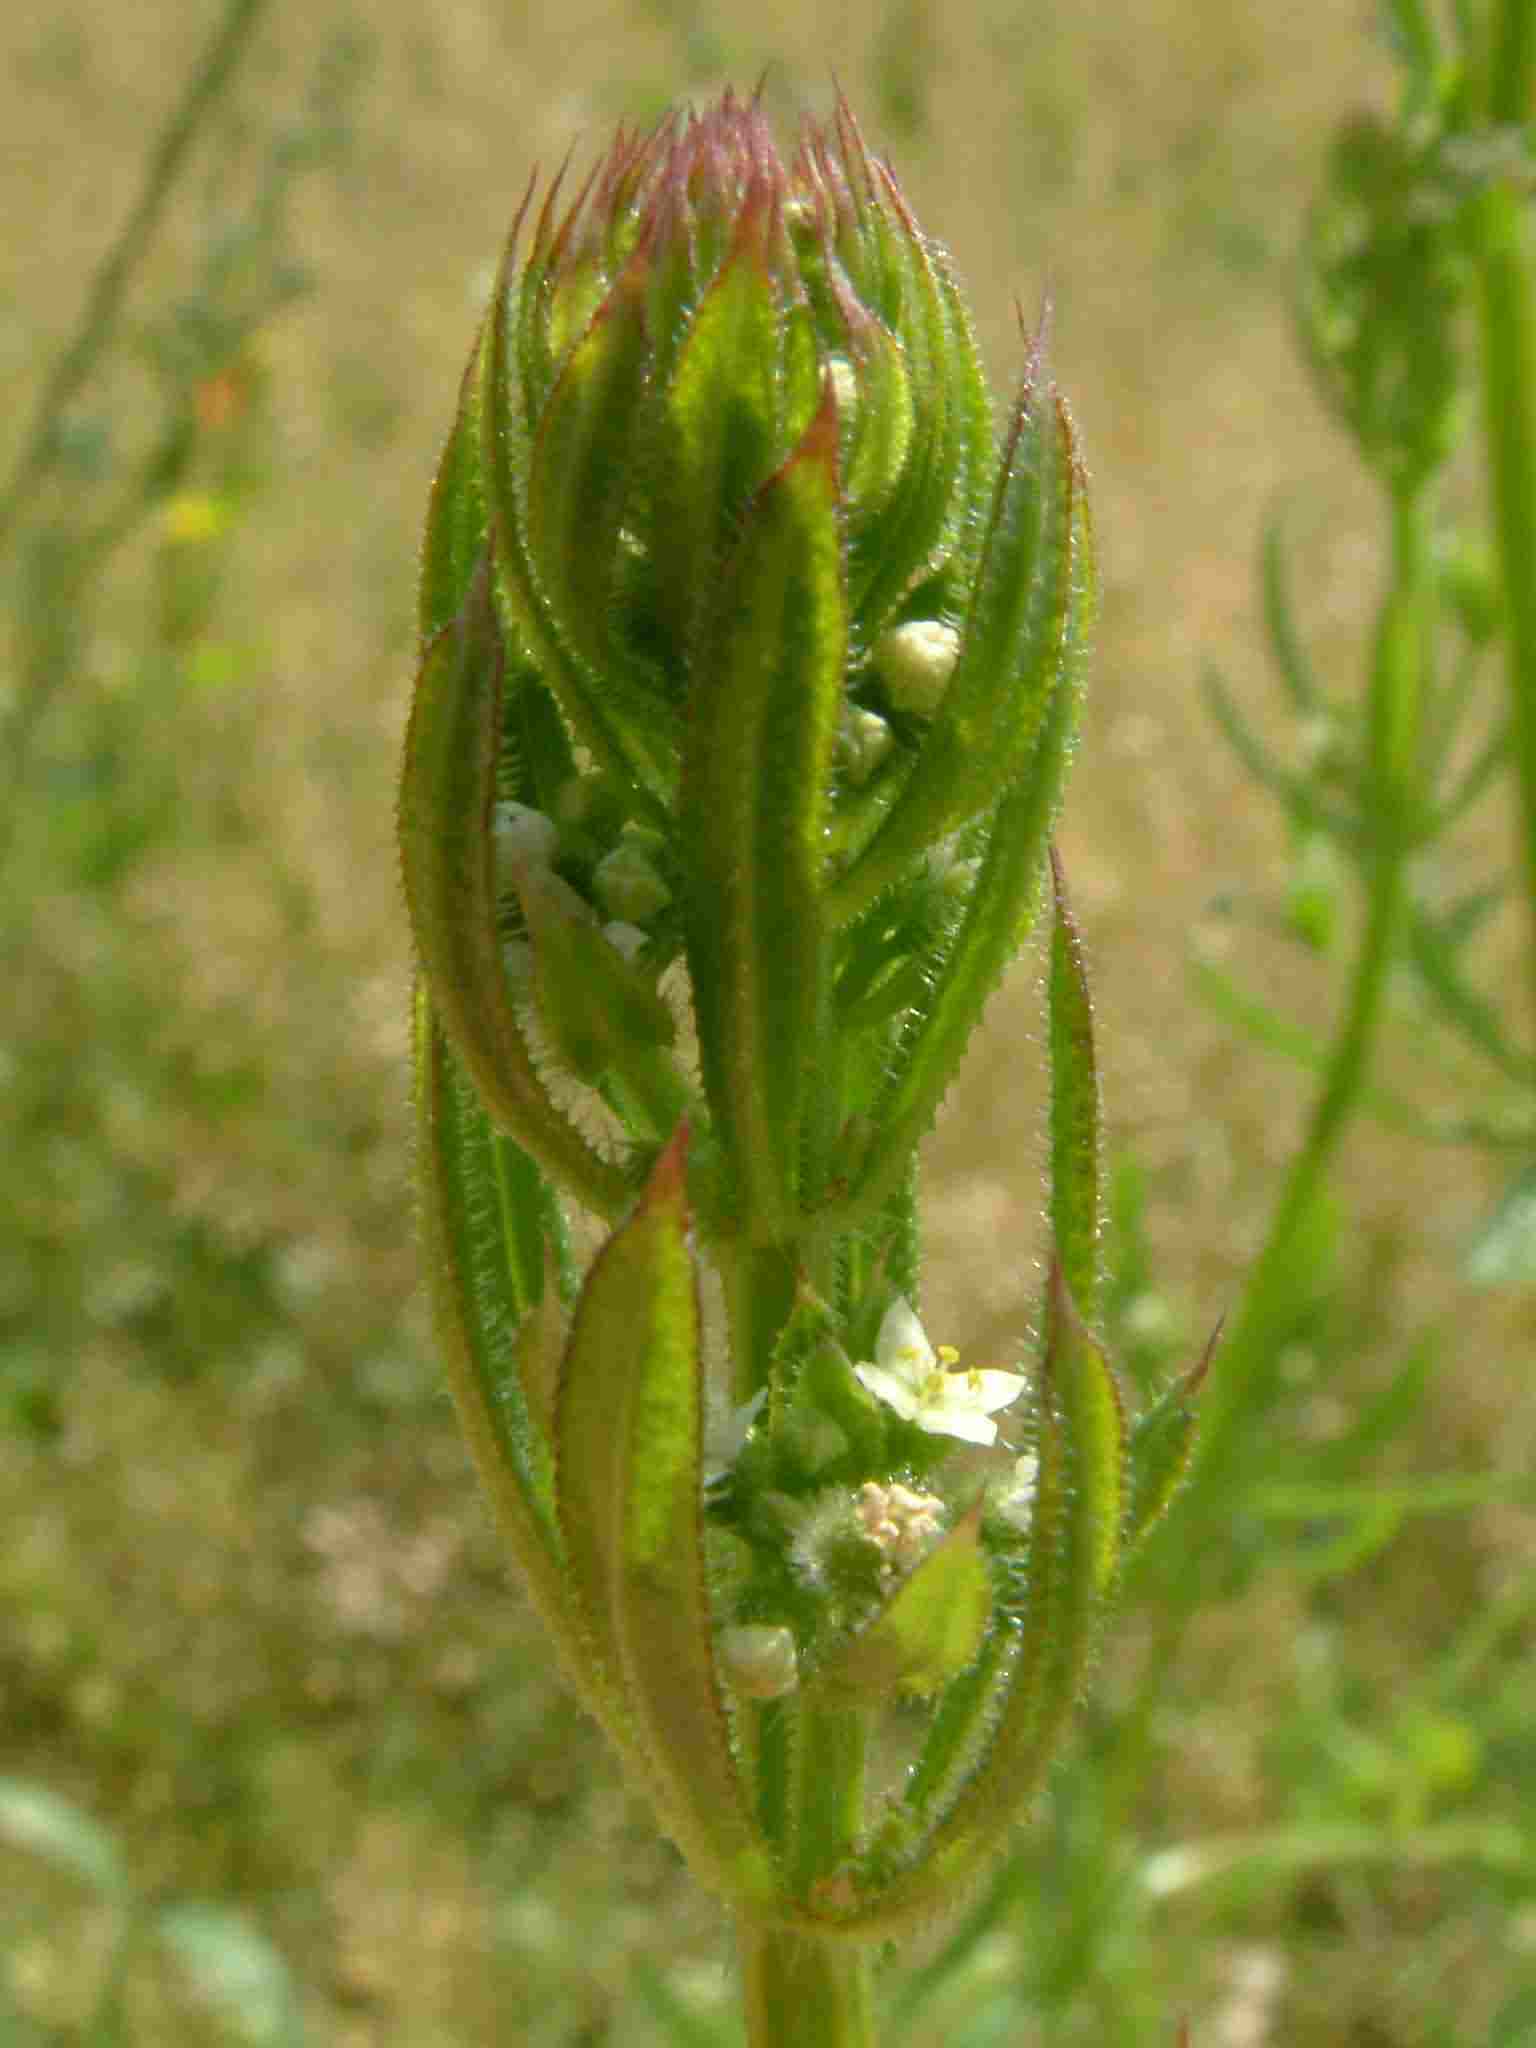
1202,664 -> 1358,847
1188,953 -> 1446,1139
1465,1162 -> 1536,1287
154,1902 -> 305,2047
805,1505 -> 990,1705
629,1958 -> 736,2048
1260,515 -> 1322,711
398,555 -> 630,1218
1142,1817 -> 1536,1901
556,1133 -> 779,1907
0,1779 -> 127,1898
0,0 -> 270,554
1436,719 -> 1511,826
1407,898 -> 1536,1084
1048,847 -> 1102,1325
680,395 -> 844,1238
1312,1332 -> 1435,1478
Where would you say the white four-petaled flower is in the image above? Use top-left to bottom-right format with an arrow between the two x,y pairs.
854,1299 -> 1026,1447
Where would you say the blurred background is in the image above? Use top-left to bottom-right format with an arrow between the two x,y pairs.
3,2 -> 1535,2042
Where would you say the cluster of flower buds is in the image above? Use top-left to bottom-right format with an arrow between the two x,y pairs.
400,89 -> 1201,1949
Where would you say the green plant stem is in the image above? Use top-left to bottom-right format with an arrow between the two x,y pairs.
1184,483 -> 1428,1510
1469,0 -> 1536,1038
739,1924 -> 874,2048
0,0 -> 269,555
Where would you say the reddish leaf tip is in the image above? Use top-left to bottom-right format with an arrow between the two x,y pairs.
1183,1316 -> 1224,1399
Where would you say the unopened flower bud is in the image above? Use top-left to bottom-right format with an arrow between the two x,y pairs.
873,620 -> 961,718
837,707 -> 894,787
492,801 -> 559,890
594,839 -> 672,922
717,1624 -> 799,1700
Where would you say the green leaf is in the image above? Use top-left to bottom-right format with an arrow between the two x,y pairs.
806,1505 -> 991,1704
833,368 -> 1080,923
398,555 -> 630,1218
1124,1332 -> 1213,1555
480,243 -> 674,820
844,495 -> 1092,1223
681,392 -> 845,1238
555,1132 -> 780,1907
514,870 -> 690,1140
525,264 -> 650,657
1048,847 -> 1102,1325
652,204 -> 793,651
414,992 -> 636,1750
419,350 -> 488,642
0,1779 -> 126,1897
1042,1259 -> 1126,1601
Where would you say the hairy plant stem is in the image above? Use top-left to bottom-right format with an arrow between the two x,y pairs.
1469,0 -> 1536,1039
739,1925 -> 874,2048
721,1171 -> 876,2042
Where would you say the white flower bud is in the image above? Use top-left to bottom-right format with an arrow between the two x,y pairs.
837,707 -> 893,787
492,802 -> 559,889
873,619 -> 961,718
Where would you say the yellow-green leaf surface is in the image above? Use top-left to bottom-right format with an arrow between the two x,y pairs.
555,1133 -> 779,1907
398,556 -> 630,1220
1048,847 -> 1103,1325
414,993 -> 638,1756
806,1505 -> 990,1704
681,393 -> 846,1238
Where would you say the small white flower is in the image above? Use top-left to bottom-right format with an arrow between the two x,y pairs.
855,1298 -> 1026,1447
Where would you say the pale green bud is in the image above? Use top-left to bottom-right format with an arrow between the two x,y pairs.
717,1624 -> 799,1700
873,619 -> 961,717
